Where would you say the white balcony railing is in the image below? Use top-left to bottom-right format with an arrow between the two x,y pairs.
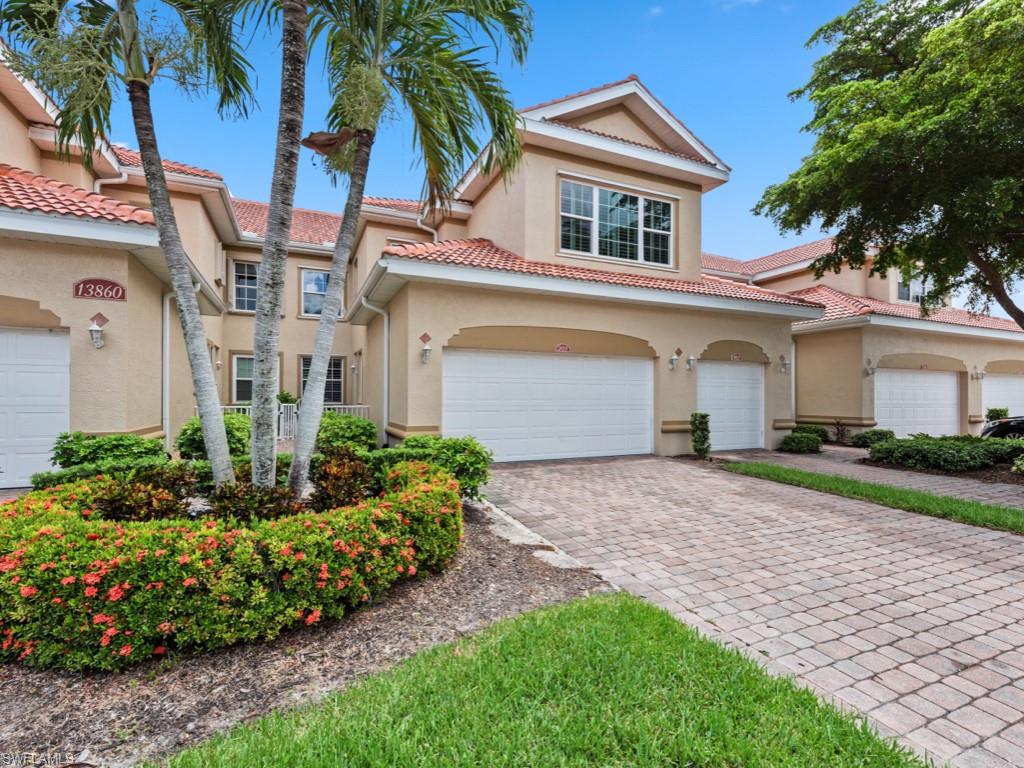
195,402 -> 371,441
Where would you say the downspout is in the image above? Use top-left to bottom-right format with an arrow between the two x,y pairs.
790,341 -> 797,422
415,211 -> 439,243
360,296 -> 390,446
161,291 -> 173,449
94,170 -> 128,194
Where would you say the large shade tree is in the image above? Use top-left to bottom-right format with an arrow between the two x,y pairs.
1,0 -> 255,485
755,0 -> 1024,325
286,0 -> 532,494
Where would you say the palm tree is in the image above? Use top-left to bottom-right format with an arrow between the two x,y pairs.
286,0 -> 532,494
247,0 -> 309,487
1,0 -> 254,486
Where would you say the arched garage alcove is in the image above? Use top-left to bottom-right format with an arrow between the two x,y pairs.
446,326 -> 656,357
696,340 -> 769,450
0,295 -> 64,329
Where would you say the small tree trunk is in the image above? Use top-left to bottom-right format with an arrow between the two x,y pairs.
288,130 -> 375,495
968,250 -> 1024,330
250,0 -> 309,487
127,79 -> 234,486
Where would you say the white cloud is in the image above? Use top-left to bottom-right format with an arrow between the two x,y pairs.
647,5 -> 664,16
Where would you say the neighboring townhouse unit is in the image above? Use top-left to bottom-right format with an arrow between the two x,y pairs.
705,239 -> 1024,438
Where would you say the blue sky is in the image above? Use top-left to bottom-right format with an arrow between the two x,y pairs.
110,0 -> 853,261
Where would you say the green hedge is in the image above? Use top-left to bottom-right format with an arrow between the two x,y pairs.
366,436 -> 493,499
850,429 -> 896,449
779,433 -> 822,453
0,462 -> 461,671
869,435 -> 1024,472
690,412 -> 710,459
175,413 -> 252,460
51,431 -> 165,468
318,413 -> 377,453
31,455 -> 171,490
792,424 -> 829,442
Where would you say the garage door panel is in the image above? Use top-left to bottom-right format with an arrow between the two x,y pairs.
442,349 -> 653,462
697,362 -> 765,451
983,375 -> 1024,417
875,370 -> 958,437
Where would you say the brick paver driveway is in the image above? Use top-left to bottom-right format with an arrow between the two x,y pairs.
487,456 -> 1024,768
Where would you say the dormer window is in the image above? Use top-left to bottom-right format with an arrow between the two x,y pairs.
897,275 -> 930,304
559,178 -> 673,266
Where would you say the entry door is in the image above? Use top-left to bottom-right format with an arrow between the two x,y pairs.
696,361 -> 765,450
442,349 -> 653,462
875,369 -> 959,437
983,374 -> 1024,418
0,328 -> 70,488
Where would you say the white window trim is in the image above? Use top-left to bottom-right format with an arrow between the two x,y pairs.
897,276 -> 930,305
558,175 -> 674,267
231,353 -> 254,403
301,354 -> 345,403
230,258 -> 259,313
300,267 -> 331,318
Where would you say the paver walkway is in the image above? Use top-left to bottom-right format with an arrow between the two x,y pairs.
487,456 -> 1024,768
718,446 -> 1024,510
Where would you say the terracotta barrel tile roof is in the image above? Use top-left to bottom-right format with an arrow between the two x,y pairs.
792,284 -> 1024,334
700,251 -> 746,273
112,146 -> 223,181
362,196 -> 422,213
0,164 -> 154,225
382,237 -> 819,309
519,75 -> 641,113
231,198 -> 341,247
739,236 -> 836,275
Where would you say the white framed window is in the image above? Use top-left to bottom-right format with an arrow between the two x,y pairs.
232,261 -> 258,312
301,355 -> 344,403
232,354 -> 254,402
897,275 -> 930,304
300,268 -> 330,316
559,178 -> 673,266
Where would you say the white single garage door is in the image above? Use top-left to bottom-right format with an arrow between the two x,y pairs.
875,369 -> 959,437
696,361 -> 764,450
442,349 -> 653,462
983,375 -> 1024,418
0,328 -> 70,488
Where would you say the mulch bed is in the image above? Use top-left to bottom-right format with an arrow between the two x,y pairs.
0,503 -> 609,768
860,459 -> 1024,486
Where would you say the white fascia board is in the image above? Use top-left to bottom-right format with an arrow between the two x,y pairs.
348,256 -> 822,324
27,125 -> 121,179
235,233 -> 334,257
360,204 -> 420,224
793,313 -> 1024,343
748,258 -> 815,282
524,118 -> 730,188
520,80 -> 726,170
0,207 -> 158,248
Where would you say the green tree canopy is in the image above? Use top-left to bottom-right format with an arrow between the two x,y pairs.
755,0 -> 1024,326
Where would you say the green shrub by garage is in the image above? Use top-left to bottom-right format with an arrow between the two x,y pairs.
175,413 -> 252,460
779,433 -> 822,453
366,435 -> 493,499
51,431 -> 166,468
0,462 -> 461,671
792,424 -> 829,442
869,435 -> 1024,472
850,429 -> 896,449
317,412 -> 378,453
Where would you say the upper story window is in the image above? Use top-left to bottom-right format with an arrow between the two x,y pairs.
233,261 -> 258,312
559,178 -> 673,266
897,275 -> 930,304
301,268 -> 329,316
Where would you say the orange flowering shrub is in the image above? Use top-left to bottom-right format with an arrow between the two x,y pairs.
0,462 -> 461,671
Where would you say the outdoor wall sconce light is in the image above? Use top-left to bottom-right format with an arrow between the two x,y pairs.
668,351 -> 680,370
971,366 -> 985,381
686,354 -> 697,371
88,320 -> 105,349
864,358 -> 876,377
779,354 -> 791,374
419,332 -> 432,364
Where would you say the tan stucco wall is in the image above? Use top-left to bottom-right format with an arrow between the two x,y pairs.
794,328 -> 868,426
369,281 -> 797,454
40,152 -> 95,191
0,92 -> 41,173
466,144 -> 703,282
564,106 -> 674,151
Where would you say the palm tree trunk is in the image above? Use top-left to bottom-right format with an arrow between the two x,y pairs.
127,79 -> 234,486
250,0 -> 309,487
288,130 -> 375,495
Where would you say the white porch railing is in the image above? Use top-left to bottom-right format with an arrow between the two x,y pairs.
196,402 -> 370,441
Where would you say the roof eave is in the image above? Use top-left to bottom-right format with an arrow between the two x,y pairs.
793,313 -> 1024,342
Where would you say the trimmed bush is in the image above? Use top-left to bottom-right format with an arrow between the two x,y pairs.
779,433 -> 822,453
52,431 -> 165,469
310,448 -> 374,512
690,412 -> 710,460
31,455 -> 170,490
317,412 -> 378,453
207,482 -> 304,521
792,424 -> 829,442
0,462 -> 461,670
175,413 -> 252,460
869,435 -> 1024,472
851,429 -> 896,449
986,407 -> 1010,422
89,477 -> 191,522
369,436 -> 493,499
1013,456 -> 1024,475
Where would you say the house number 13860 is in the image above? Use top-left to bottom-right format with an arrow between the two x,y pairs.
73,278 -> 127,301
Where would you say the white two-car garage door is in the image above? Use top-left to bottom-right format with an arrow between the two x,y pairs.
442,349 -> 653,462
696,361 -> 765,450
875,369 -> 959,437
983,375 -> 1024,418
0,329 -> 69,488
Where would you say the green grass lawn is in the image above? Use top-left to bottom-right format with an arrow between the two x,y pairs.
726,461 -> 1024,535
165,594 -> 924,767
